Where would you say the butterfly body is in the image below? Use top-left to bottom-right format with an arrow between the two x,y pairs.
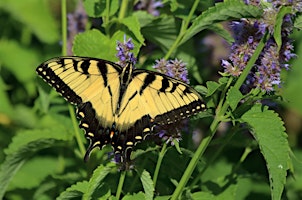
36,56 -> 206,161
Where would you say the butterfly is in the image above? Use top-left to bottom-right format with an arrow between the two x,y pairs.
36,56 -> 206,162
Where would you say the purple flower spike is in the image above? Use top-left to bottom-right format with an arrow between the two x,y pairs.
116,36 -> 137,67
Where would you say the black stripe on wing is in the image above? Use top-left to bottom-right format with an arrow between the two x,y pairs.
133,70 -> 207,125
36,58 -> 83,105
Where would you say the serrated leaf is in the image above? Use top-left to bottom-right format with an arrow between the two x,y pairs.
180,1 -> 263,45
274,6 -> 292,51
0,129 -> 71,199
241,104 -> 290,200
120,15 -> 145,45
226,87 -> 243,111
206,81 -> 221,97
0,0 -> 59,43
57,181 -> 89,200
138,169 -> 154,200
83,164 -> 113,200
83,0 -> 119,17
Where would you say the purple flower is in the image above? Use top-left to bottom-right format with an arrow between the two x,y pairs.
116,36 -> 137,67
222,1 -> 297,93
153,58 -> 189,83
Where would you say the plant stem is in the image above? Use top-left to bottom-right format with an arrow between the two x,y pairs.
153,142 -> 168,187
61,0 -> 67,56
68,105 -> 86,156
118,0 -> 129,20
164,0 -> 200,59
116,170 -> 126,199
171,31 -> 269,200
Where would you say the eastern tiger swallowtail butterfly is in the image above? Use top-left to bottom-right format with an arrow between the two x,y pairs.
36,56 -> 206,162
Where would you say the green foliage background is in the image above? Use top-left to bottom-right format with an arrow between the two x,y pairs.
0,0 -> 301,199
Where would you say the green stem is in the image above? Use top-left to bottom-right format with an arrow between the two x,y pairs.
68,105 -> 86,156
118,0 -> 129,20
153,142 -> 168,187
171,32 -> 269,200
116,170 -> 126,199
164,0 -> 200,59
61,0 -> 67,56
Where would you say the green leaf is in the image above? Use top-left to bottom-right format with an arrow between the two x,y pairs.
294,14 -> 302,29
73,29 -> 113,61
139,169 -> 154,200
8,157 -> 59,190
206,81 -> 221,97
226,87 -> 243,111
180,1 -> 263,45
274,6 -> 292,51
83,0 -> 119,17
241,104 -> 290,200
141,16 -> 178,52
0,129 -> 71,199
120,15 -> 145,45
0,0 -> 59,43
0,40 -> 39,95
57,181 -> 89,200
191,191 -> 215,199
122,192 -> 146,200
73,29 -> 141,62
83,164 -> 113,200
207,23 -> 234,44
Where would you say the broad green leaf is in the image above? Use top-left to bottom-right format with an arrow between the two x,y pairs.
8,157 -> 59,190
226,87 -> 243,111
206,81 -> 221,97
180,1 -> 263,45
73,29 -> 141,62
141,16 -> 178,52
83,0 -> 119,17
83,164 -> 113,200
120,15 -> 145,45
0,129 -> 71,199
57,181 -> 89,200
73,29 -> 114,61
274,6 -> 292,51
241,104 -> 290,200
0,0 -> 59,43
139,169 -> 154,200
133,11 -> 154,28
